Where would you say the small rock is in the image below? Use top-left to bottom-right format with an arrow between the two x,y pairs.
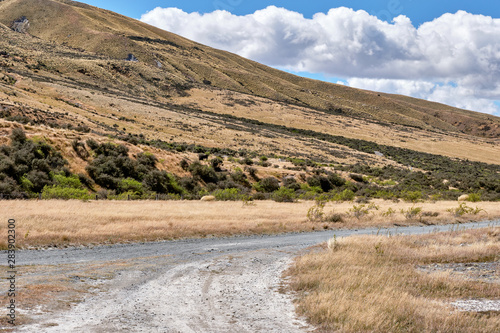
126,53 -> 138,62
11,16 -> 30,33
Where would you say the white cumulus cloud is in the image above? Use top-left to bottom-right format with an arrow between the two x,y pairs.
141,6 -> 500,115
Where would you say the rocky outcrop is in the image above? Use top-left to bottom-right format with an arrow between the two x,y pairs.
126,53 -> 138,62
11,16 -> 30,33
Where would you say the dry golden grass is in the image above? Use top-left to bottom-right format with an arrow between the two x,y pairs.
0,200 -> 499,249
287,228 -> 500,332
2,0 -> 500,169
174,88 -> 500,165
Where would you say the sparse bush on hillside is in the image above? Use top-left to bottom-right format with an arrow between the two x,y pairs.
283,177 -> 301,191
142,170 -> 184,195
72,139 -> 89,159
229,168 -> 250,187
179,159 -> 190,171
210,156 -> 224,171
258,177 -> 280,193
0,128 -> 69,198
189,161 -> 219,184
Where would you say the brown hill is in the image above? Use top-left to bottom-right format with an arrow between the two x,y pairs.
0,0 -> 499,203
1,0 -> 499,139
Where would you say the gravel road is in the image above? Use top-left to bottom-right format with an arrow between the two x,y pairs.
13,220 -> 500,332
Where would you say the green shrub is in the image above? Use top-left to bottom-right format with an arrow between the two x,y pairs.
108,190 -> 143,201
119,178 -> 144,194
189,162 -> 219,183
271,187 -> 296,202
467,193 -> 481,202
401,206 -> 423,220
210,157 -> 224,171
20,176 -> 34,192
230,170 -> 250,187
179,159 -> 190,171
382,208 -> 396,217
41,185 -> 91,200
26,170 -> 51,193
143,170 -> 184,194
328,173 -> 346,187
52,173 -> 84,189
402,190 -> 423,203
307,200 -> 326,222
348,204 -> 370,219
213,188 -> 244,201
78,173 -> 95,189
306,176 -> 321,188
338,189 -> 355,202
447,203 -> 485,217
259,177 -> 280,193
350,174 -> 366,183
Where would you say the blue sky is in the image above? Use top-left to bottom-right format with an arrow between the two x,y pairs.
79,1 -> 500,115
81,1 -> 500,25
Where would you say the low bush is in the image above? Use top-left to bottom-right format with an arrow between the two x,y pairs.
307,200 -> 326,222
143,170 -> 184,194
447,203 -> 485,217
271,187 -> 296,202
402,190 -> 423,203
467,193 -> 482,202
401,206 -> 423,220
324,212 -> 344,223
213,188 -> 245,201
258,177 -> 280,193
347,203 -> 379,219
119,178 -> 144,195
41,185 -> 92,200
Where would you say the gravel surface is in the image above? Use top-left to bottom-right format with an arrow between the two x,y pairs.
10,220 -> 500,332
451,300 -> 500,312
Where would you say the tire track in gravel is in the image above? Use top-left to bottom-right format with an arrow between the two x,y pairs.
14,220 -> 500,332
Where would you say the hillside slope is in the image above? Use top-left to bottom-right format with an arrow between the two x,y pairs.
0,0 -> 499,202
1,0 -> 499,138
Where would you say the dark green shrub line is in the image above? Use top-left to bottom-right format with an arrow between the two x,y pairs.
0,128 -> 69,198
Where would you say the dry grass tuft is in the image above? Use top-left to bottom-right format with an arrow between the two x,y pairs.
287,228 -> 500,332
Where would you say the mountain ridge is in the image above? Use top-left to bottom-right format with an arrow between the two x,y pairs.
1,0 -> 499,139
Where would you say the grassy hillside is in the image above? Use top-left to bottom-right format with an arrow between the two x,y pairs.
0,0 -> 499,202
0,0 -> 499,138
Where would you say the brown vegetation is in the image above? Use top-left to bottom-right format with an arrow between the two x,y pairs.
1,200 -> 499,249
287,228 -> 500,332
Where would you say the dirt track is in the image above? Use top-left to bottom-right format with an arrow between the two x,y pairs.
11,220 -> 500,332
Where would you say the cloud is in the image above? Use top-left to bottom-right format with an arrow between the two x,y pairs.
141,6 -> 500,115
347,78 -> 500,115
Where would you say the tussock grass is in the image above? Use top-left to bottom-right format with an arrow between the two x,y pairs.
287,228 -> 500,332
1,200 -> 499,249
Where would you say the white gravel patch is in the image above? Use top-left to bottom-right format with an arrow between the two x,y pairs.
451,299 -> 500,312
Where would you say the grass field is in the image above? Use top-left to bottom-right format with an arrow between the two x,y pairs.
1,200 -> 499,249
287,227 -> 500,332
